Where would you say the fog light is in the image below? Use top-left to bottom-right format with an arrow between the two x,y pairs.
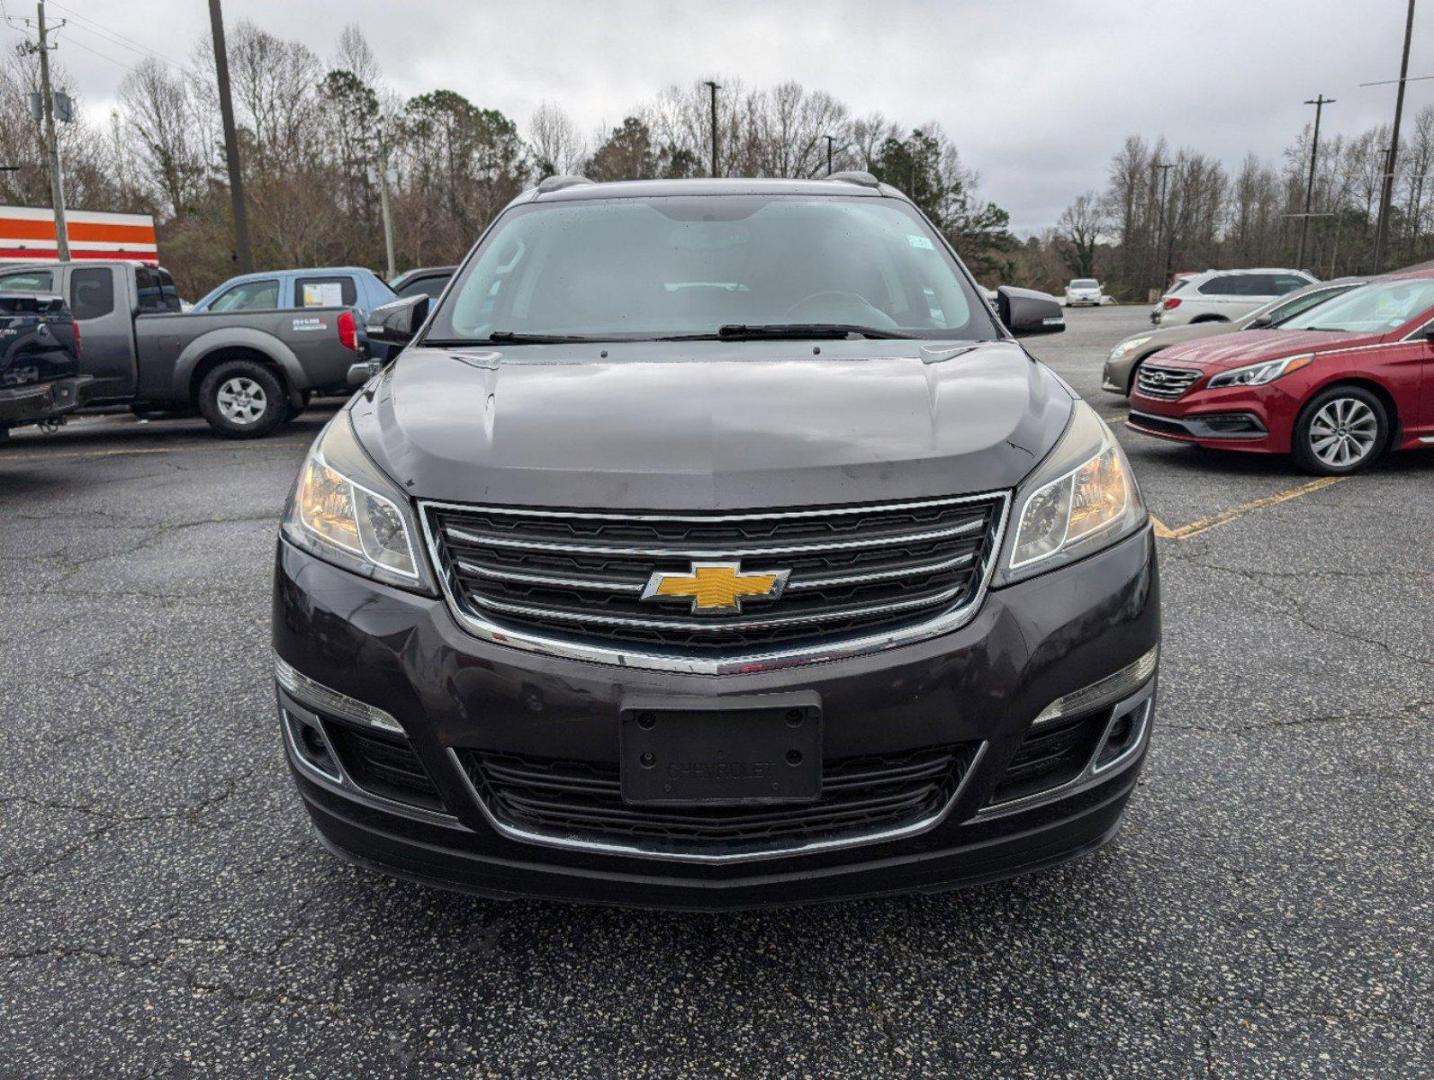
1033,646 -> 1158,725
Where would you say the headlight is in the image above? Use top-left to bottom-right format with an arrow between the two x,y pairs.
997,401 -> 1147,582
1206,353 -> 1312,389
281,412 -> 432,592
1109,335 -> 1151,361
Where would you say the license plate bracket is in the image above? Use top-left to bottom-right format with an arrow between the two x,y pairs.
619,696 -> 822,806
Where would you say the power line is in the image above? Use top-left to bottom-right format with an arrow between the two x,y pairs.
46,0 -> 183,68
53,29 -> 137,72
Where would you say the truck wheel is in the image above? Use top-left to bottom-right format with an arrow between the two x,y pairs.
198,361 -> 288,438
1291,386 -> 1388,476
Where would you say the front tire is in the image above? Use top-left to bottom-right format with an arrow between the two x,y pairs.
198,361 -> 287,438
1291,386 -> 1388,475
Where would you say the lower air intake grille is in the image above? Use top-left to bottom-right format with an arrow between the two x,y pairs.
324,721 -> 446,812
988,712 -> 1108,806
459,743 -> 980,855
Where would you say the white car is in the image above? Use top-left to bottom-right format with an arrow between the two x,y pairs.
1151,268 -> 1316,327
1063,278 -> 1104,306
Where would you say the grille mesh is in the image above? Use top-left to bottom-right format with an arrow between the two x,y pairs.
424,496 -> 1005,654
1136,363 -> 1201,399
460,743 -> 980,853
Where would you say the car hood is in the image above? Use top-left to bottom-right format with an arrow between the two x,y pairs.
1115,320 -> 1250,353
1151,328 -> 1381,372
349,339 -> 1072,510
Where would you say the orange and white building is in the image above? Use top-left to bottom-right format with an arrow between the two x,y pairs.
0,206 -> 158,265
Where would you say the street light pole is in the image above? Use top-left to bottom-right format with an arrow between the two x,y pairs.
1297,95 -> 1334,269
825,134 -> 835,175
703,81 -> 720,178
1372,0 -> 1416,273
208,0 -> 252,272
33,1 -> 69,261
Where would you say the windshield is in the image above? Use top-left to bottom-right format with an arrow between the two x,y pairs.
1070,279 -> 1098,289
1279,278 -> 1434,334
1245,283 -> 1360,327
427,194 -> 998,343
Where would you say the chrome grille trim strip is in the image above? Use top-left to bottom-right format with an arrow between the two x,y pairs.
455,551 -> 978,596
454,559 -> 645,593
467,582 -> 968,632
442,517 -> 985,559
418,491 -> 1011,676
785,551 -> 976,590
1136,363 -> 1202,399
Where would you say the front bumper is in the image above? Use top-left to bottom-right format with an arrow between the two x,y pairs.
0,375 -> 89,426
273,526 -> 1160,908
1128,383 -> 1295,453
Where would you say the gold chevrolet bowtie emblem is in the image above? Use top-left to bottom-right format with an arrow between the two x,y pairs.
641,562 -> 790,614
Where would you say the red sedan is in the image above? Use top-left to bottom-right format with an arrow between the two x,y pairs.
1127,272 -> 1434,474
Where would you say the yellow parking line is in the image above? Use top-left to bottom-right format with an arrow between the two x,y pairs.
1152,477 -> 1345,541
0,439 -> 312,463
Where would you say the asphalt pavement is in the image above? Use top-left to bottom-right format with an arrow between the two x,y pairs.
1,306 -> 1429,1078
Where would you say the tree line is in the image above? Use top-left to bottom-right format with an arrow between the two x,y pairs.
1033,115 -> 1434,299
6,21 -> 1429,304
0,23 -> 1014,299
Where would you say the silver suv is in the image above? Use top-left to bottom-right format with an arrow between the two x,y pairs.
1151,268 -> 1316,327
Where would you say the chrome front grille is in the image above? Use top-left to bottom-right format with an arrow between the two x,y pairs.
1136,363 -> 1201,399
422,494 -> 1007,663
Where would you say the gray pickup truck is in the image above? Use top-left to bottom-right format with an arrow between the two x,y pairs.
0,261 -> 364,437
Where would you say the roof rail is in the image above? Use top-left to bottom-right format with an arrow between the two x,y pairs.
825,170 -> 882,189
536,175 -> 595,194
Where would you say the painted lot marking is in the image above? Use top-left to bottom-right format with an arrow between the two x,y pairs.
1150,476 -> 1345,541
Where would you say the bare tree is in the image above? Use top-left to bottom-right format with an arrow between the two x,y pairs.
528,102 -> 585,177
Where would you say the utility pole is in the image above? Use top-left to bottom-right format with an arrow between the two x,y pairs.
28,2 -> 69,261
703,80 -> 720,178
1372,0 -> 1416,273
208,0 -> 252,272
376,128 -> 396,282
825,134 -> 835,175
1297,95 -> 1334,270
1152,161 -> 1174,292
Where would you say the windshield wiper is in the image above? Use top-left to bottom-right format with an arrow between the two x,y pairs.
716,323 -> 918,340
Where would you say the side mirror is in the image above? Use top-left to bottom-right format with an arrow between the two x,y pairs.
1247,315 -> 1274,329
997,286 -> 1065,337
366,294 -> 429,346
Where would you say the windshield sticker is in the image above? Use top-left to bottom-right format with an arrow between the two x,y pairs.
907,234 -> 935,251
292,317 -> 329,332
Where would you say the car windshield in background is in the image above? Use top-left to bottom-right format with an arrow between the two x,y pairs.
1263,284 -> 1361,325
1071,279 -> 1098,289
1279,279 -> 1434,334
428,195 -> 998,344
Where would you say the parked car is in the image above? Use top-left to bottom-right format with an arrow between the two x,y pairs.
1063,278 -> 1104,306
272,174 -> 1159,908
0,291 -> 87,441
389,265 -> 456,301
192,266 -> 396,320
1150,268 -> 1316,327
0,261 -> 363,438
1128,272 -> 1434,474
1104,277 -> 1366,396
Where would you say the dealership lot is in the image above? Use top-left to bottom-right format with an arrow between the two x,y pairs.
0,306 -> 1429,1077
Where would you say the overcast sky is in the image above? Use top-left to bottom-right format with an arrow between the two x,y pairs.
7,0 -> 1429,232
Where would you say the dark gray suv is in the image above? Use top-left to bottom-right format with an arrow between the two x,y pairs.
272,175 -> 1160,908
